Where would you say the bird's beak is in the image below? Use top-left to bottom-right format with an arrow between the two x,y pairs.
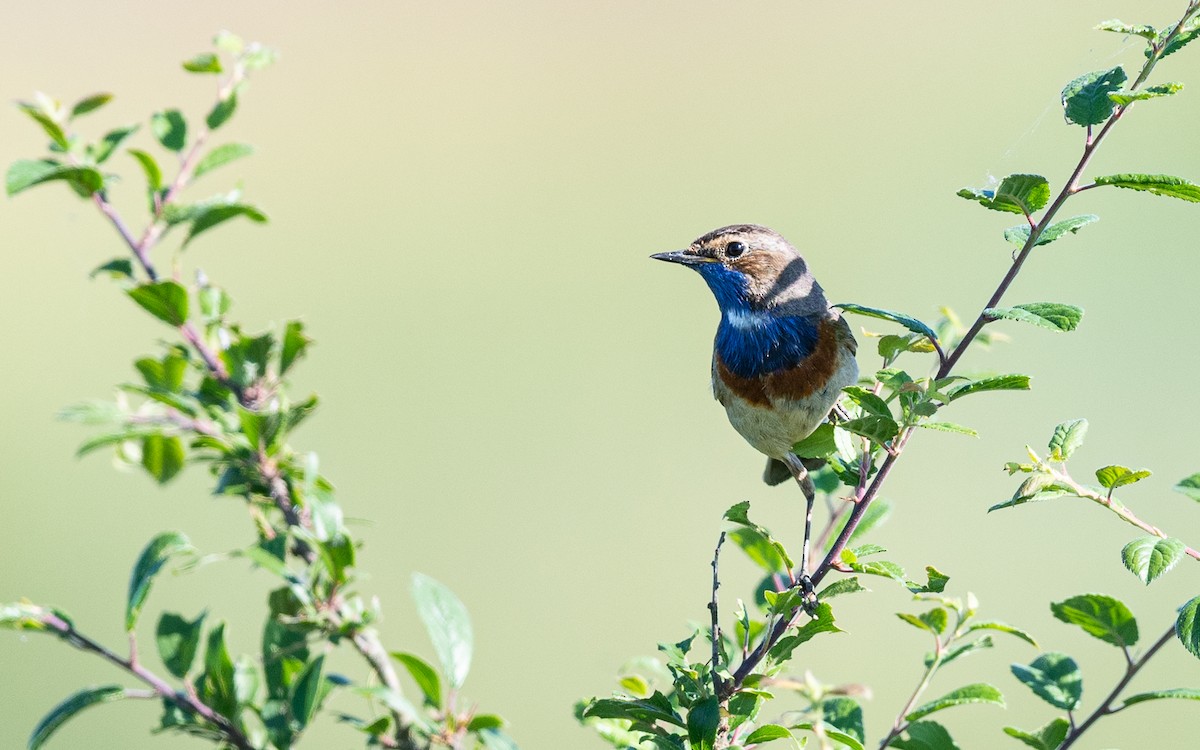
650,249 -> 714,266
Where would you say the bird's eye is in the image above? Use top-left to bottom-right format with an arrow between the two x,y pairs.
725,241 -> 746,258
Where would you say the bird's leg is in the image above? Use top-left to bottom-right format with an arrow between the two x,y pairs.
783,453 -> 819,613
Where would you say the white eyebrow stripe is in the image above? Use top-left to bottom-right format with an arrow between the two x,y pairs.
725,309 -> 770,330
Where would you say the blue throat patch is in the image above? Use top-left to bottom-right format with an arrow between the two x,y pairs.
695,264 -> 819,378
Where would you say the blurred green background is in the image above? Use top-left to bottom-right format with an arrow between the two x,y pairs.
3,1 -> 1200,747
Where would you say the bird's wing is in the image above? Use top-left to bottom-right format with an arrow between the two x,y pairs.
829,310 -> 858,355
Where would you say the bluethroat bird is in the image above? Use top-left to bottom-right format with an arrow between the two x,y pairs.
651,224 -> 859,503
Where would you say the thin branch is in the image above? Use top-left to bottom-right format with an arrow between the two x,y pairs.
38,611 -> 255,750
1058,624 -> 1176,749
709,532 -> 727,696
878,632 -> 945,749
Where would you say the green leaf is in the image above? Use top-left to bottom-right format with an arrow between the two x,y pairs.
1175,473 -> 1200,502
194,143 -> 254,180
1093,173 -> 1200,203
93,125 -> 139,164
957,174 -> 1050,215
478,729 -> 520,750
744,725 -> 793,744
935,636 -> 993,669
289,655 -> 325,731
1095,19 -> 1157,40
841,415 -> 899,445
916,421 -> 978,437
142,434 -> 185,484
183,203 -> 268,247
70,92 -> 114,119
730,528 -> 787,573
127,531 -> 192,631
280,320 -> 312,375
582,692 -> 684,727
391,652 -> 442,709
1120,688 -> 1200,710
820,576 -> 867,599
793,422 -> 837,459
1095,465 -> 1151,489
17,103 -> 69,149
845,559 -> 906,583
984,303 -> 1083,333
822,697 -> 864,744
6,159 -> 103,197
1047,419 -> 1087,461
88,258 -> 135,281
28,686 -> 125,750
127,149 -> 164,194
207,92 -> 238,130
908,565 -> 950,594
1156,21 -> 1200,59
905,683 -> 1004,722
835,303 -> 938,341
1002,718 -> 1070,750
964,621 -> 1039,648
769,603 -> 841,662
468,714 -> 506,732
1061,67 -> 1127,126
1011,652 -> 1081,710
1004,214 -> 1098,248
156,611 -> 206,678
1109,81 -> 1183,106
182,53 -> 223,73
891,721 -> 961,750
946,374 -> 1030,402
411,573 -> 473,690
151,109 -> 187,152
791,721 -> 864,750
686,696 -> 719,750
196,621 -> 237,717
724,502 -> 794,570
1176,596 -> 1200,659
1051,594 -> 1138,647
127,281 -> 189,326
843,386 -> 892,418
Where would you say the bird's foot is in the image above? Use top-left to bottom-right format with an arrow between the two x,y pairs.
794,573 -> 819,614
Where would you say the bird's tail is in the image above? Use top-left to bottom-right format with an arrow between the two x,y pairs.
763,456 -> 826,486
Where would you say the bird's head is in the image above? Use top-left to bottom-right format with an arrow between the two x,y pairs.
651,224 -> 828,316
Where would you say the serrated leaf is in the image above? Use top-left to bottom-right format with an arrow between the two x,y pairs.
127,281 -> 189,326
957,174 -> 1050,215
1118,688 -> 1200,709
984,303 -> 1083,333
836,303 -> 938,341
411,573 -> 473,689
820,577 -> 867,599
917,422 -> 978,437
1109,81 -> 1183,106
182,52 -> 223,73
1002,717 -> 1070,750
842,386 -> 892,418
1175,473 -> 1200,502
156,611 -> 206,678
28,686 -> 125,750
1004,214 -> 1099,248
127,531 -> 191,631
905,683 -> 1004,722
1093,173 -> 1200,203
908,565 -> 950,594
745,724 -> 793,744
1176,596 -> 1200,659
1095,465 -> 1151,489
70,92 -> 114,119
1051,594 -> 1138,647
946,374 -> 1030,401
1061,67 -> 1127,126
1156,22 -> 1200,59
847,559 -> 906,583
151,109 -> 187,152
391,652 -> 442,709
891,721 -> 961,750
6,159 -> 103,197
194,143 -> 254,180
964,621 -> 1039,648
207,92 -> 238,130
1096,19 -> 1157,40
841,415 -> 899,445
1011,652 -> 1081,710
1047,419 -> 1087,461
183,203 -> 267,247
